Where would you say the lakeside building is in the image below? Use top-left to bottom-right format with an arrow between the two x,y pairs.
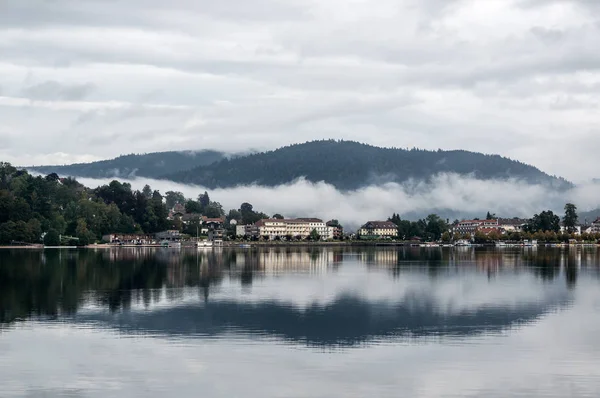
591,218 -> 600,234
101,234 -> 154,244
358,221 -> 398,239
237,218 -> 334,240
497,218 -> 528,232
453,219 -> 500,235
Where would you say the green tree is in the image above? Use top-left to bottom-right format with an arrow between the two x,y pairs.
272,213 -> 284,219
44,229 -> 61,246
226,209 -> 242,224
486,211 -> 496,220
425,214 -> 448,241
473,231 -> 489,244
309,229 -> 321,241
142,184 -> 153,199
441,231 -> 452,243
185,199 -> 202,214
165,191 -> 185,209
200,200 -> 223,218
526,210 -> 560,233
563,203 -> 578,234
75,218 -> 92,246
199,191 -> 210,208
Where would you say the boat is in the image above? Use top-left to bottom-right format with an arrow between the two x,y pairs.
197,240 -> 213,249
454,239 -> 472,247
161,240 -> 181,249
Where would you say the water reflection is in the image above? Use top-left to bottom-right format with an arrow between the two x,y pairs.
1,247 -> 598,346
3,246 -> 600,398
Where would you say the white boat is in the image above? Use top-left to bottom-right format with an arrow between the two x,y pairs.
454,239 -> 472,247
197,240 -> 213,249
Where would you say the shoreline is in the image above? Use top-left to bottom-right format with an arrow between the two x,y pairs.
2,242 -> 599,250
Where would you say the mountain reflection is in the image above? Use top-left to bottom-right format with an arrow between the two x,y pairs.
1,247 -> 596,346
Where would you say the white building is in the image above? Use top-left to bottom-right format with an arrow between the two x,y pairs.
254,218 -> 334,240
358,221 -> 398,238
591,218 -> 600,234
560,225 -> 582,235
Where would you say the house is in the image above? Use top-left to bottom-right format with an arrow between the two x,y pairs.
358,221 -> 398,239
173,203 -> 186,214
453,219 -> 500,235
326,220 -> 344,239
497,218 -> 528,232
154,230 -> 181,241
591,218 -> 600,234
236,224 -> 260,238
181,213 -> 202,224
208,228 -> 225,241
203,216 -> 225,230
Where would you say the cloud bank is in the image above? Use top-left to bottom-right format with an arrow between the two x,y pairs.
72,174 -> 600,229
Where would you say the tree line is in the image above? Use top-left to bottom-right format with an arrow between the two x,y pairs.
0,163 -> 278,245
1,161 -> 597,246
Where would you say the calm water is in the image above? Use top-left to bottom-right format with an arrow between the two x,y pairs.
1,246 -> 600,397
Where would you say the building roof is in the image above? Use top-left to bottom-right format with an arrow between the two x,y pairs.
202,217 -> 225,223
362,221 -> 397,229
172,203 -> 185,213
459,219 -> 498,225
294,218 -> 324,223
254,218 -> 324,226
498,218 -> 528,226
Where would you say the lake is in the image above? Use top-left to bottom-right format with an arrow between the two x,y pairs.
1,246 -> 600,397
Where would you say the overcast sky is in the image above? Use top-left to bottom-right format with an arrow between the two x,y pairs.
1,0 -> 599,182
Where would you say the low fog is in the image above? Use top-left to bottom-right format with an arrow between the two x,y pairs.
69,173 -> 600,230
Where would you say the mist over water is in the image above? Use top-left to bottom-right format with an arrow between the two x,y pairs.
69,174 -> 600,228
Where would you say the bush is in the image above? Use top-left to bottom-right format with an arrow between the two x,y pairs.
44,229 -> 61,246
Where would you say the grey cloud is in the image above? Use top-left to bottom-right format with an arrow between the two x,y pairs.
0,0 -> 309,29
2,0 -> 600,182
518,0 -> 600,10
21,80 -> 96,101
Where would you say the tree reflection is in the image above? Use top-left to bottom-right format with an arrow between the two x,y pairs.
1,247 -> 598,326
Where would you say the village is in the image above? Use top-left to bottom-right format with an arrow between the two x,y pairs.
100,203 -> 600,248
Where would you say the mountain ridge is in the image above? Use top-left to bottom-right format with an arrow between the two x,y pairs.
28,140 -> 572,190
164,140 -> 572,190
29,150 -> 227,179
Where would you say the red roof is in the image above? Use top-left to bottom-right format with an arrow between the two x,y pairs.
255,218 -> 324,226
478,227 -> 501,235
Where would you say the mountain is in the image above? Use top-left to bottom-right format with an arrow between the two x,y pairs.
164,140 -> 572,190
29,150 -> 227,179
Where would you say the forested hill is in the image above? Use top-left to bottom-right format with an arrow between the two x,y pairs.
29,150 -> 227,179
165,140 -> 571,190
